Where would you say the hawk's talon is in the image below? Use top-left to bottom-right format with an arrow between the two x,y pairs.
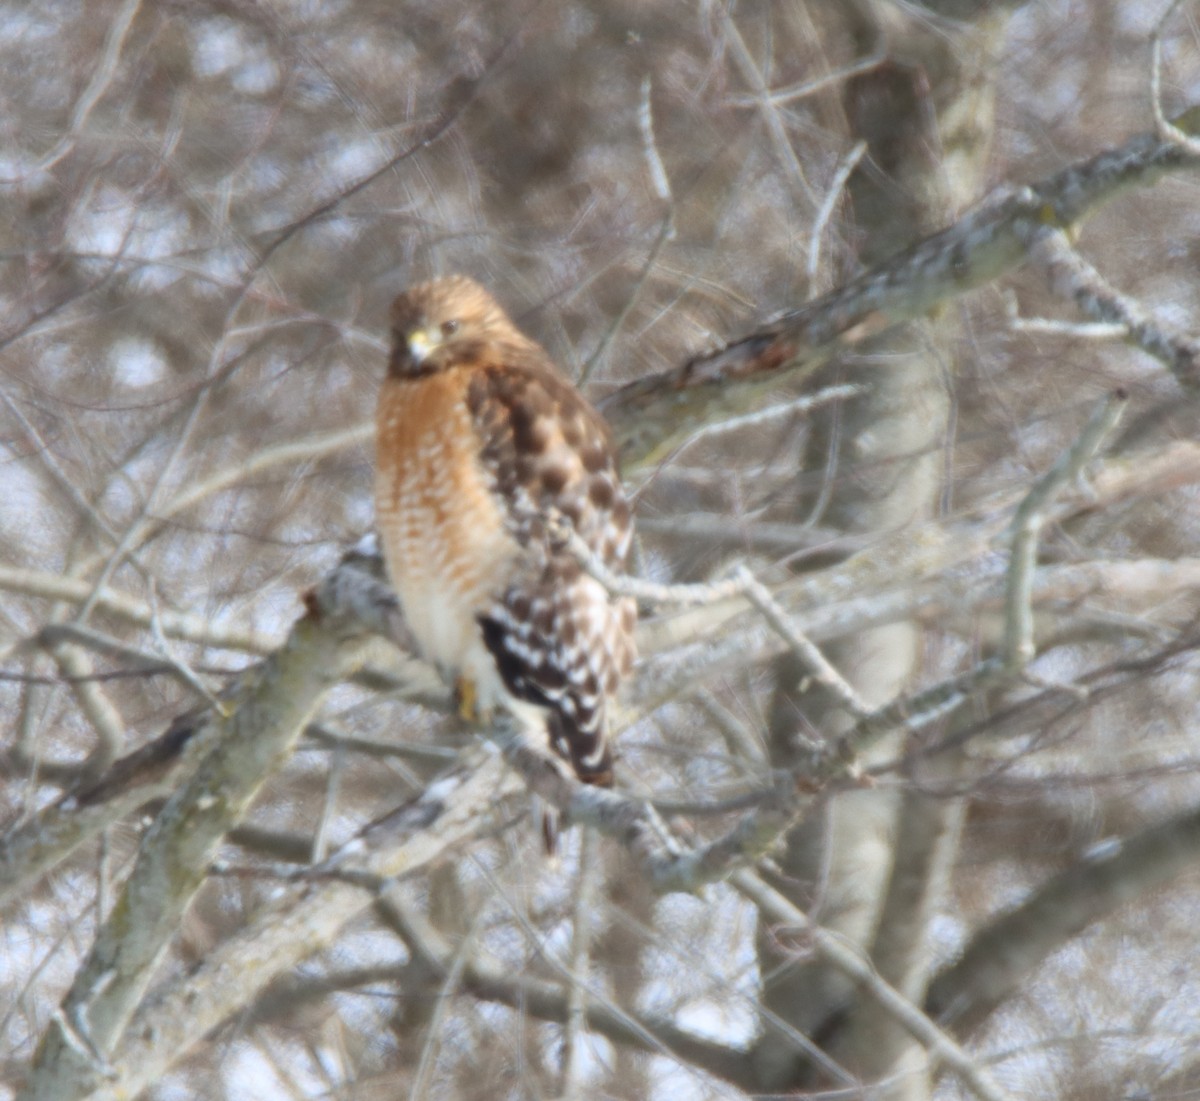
454,675 -> 495,726
455,675 -> 479,722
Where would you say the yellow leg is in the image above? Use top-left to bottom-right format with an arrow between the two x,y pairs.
455,675 -> 478,722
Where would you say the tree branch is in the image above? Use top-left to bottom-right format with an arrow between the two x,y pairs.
926,801 -> 1200,1036
601,122 -> 1200,469
19,562 -> 385,1101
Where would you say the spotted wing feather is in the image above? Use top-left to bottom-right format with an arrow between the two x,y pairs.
467,362 -> 636,784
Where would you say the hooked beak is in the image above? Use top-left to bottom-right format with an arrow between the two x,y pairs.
406,327 -> 440,363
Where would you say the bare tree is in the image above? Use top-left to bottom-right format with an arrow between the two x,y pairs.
4,2 -> 1200,1099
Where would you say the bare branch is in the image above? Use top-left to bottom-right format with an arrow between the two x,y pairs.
0,565 -> 276,658
1151,1 -> 1200,155
1026,229 -> 1200,387
19,0 -> 143,177
602,124 -> 1200,467
75,745 -> 526,1101
560,829 -> 603,1100
733,870 -> 1014,1101
376,885 -> 758,1089
809,141 -> 867,290
1004,391 -> 1128,669
927,801 -> 1200,1036
20,562 -> 380,1100
734,565 -> 869,716
0,710 -> 204,911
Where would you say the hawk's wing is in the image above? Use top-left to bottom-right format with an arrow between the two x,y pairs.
466,360 -> 636,783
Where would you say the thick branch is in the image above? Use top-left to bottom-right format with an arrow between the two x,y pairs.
0,709 -> 207,911
19,565 -> 382,1101
78,745 -> 525,1101
926,801 -> 1200,1035
601,123 -> 1200,468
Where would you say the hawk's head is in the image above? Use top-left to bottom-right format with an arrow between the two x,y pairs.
389,275 -> 527,378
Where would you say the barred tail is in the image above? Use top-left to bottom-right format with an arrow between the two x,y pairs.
546,707 -> 613,787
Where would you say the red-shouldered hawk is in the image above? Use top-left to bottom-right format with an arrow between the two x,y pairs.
375,275 -> 636,785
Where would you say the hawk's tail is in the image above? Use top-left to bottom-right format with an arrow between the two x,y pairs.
541,709 -> 611,857
545,707 -> 613,787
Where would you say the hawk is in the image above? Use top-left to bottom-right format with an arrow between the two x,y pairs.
375,275 -> 636,786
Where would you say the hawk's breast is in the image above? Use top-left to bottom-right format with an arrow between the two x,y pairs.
374,369 -> 519,682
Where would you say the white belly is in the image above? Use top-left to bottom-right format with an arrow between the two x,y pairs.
375,420 -> 520,712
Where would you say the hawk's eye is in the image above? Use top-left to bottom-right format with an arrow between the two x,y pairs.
441,319 -> 460,338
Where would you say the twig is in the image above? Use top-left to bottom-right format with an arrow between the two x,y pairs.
638,75 -> 673,208
721,11 -> 813,201
561,830 -> 602,1100
19,0 -> 143,178
145,580 -> 226,714
140,423 -> 372,548
695,690 -> 767,767
1026,227 -> 1200,387
809,141 -> 867,290
548,516 -> 747,606
672,384 -> 863,461
1003,289 -> 1126,339
1151,0 -> 1200,155
44,644 -> 125,774
829,661 -> 1004,777
730,52 -> 886,108
0,563 -> 276,657
1004,391 -> 1127,669
34,623 -> 233,686
733,566 -> 868,716
579,77 -> 673,386
731,869 -> 1015,1101
407,914 -> 482,1101
311,740 -> 346,865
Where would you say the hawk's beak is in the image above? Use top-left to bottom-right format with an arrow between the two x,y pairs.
407,327 -> 440,364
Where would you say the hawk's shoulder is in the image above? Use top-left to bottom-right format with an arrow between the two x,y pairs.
464,357 -> 630,568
